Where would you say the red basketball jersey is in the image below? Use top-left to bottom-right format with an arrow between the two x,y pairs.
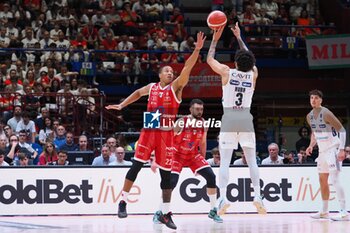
174,116 -> 205,159
147,82 -> 181,127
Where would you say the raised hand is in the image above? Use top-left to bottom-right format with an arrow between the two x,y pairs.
230,22 -> 241,39
305,146 -> 313,156
212,26 -> 225,42
194,31 -> 206,50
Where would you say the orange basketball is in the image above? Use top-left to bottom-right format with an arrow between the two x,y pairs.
207,10 -> 227,30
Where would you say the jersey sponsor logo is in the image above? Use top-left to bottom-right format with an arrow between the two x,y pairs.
229,79 -> 240,85
319,124 -> 327,128
242,82 -> 252,87
311,124 -> 316,128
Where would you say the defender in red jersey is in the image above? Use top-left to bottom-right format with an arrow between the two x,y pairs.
170,99 -> 222,223
106,32 -> 206,230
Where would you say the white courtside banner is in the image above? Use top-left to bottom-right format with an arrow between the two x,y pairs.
305,34 -> 350,69
0,166 -> 349,215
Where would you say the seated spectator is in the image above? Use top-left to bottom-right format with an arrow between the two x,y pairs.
59,132 -> 78,151
261,0 -> 278,20
77,135 -> 89,151
116,134 -> 133,151
343,145 -> 350,163
109,146 -> 132,166
147,32 -> 163,50
120,1 -> 142,36
165,7 -> 186,42
0,149 -> 10,166
289,0 -> 304,23
53,125 -> 66,149
241,5 -> 258,34
91,10 -> 107,28
3,125 -> 13,140
18,152 -> 29,166
66,19 -> 80,40
38,117 -> 55,145
162,34 -> 178,51
16,111 -> 36,143
297,146 -> 314,164
18,129 -> 38,159
38,141 -> 58,165
4,134 -> 20,165
98,23 -> 115,41
261,143 -> 284,165
161,46 -> 178,64
49,150 -> 69,165
282,150 -> 296,164
207,147 -> 220,166
233,150 -> 261,165
92,144 -> 116,166
145,0 -> 162,22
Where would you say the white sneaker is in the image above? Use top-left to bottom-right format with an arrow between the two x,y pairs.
253,196 -> 267,215
310,211 -> 329,219
331,211 -> 350,221
217,198 -> 230,215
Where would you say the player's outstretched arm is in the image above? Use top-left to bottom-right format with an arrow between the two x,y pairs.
105,84 -> 152,110
172,32 -> 206,90
206,26 -> 230,84
231,22 -> 248,51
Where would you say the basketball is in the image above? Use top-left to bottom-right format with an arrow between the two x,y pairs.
207,10 -> 227,30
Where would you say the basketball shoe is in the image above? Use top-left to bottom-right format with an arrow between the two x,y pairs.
217,197 -> 230,215
208,208 -> 223,223
153,210 -> 162,224
331,210 -> 350,221
253,196 -> 267,214
118,200 -> 128,218
310,211 -> 329,219
157,211 -> 177,230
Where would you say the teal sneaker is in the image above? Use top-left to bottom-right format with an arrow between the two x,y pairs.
153,210 -> 162,224
208,208 -> 223,223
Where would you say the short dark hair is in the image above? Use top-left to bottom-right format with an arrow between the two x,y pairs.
309,89 -> 323,99
298,126 -> 310,137
234,50 -> 256,72
190,99 -> 204,107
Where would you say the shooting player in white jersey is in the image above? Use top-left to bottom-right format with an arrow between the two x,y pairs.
206,22 -> 266,215
307,89 -> 349,221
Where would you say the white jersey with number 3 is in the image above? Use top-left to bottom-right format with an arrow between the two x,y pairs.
222,69 -> 255,109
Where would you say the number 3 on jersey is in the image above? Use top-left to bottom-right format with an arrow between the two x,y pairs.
235,93 -> 243,106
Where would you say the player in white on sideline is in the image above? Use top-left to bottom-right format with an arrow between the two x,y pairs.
206,22 -> 266,215
306,90 -> 349,221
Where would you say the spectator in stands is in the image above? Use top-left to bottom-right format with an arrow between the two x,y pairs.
261,0 -> 279,21
0,26 -> 10,50
25,70 -> 36,87
289,0 -> 304,23
297,146 -> 314,164
165,7 -> 186,42
132,0 -> 147,21
81,20 -> 99,49
70,33 -> 88,49
15,6 -> 31,30
145,0 -> 161,22
91,10 -> 107,29
56,80 -> 74,119
98,23 -> 114,41
147,32 -> 163,50
92,144 -> 116,166
66,18 -> 79,40
0,149 -> 10,166
261,143 -> 284,165
295,126 -> 311,153
23,85 -> 40,112
3,125 -> 13,139
106,136 -> 118,157
282,150 -> 296,164
0,91 -> 14,123
54,125 -> 66,149
100,0 -> 115,10
56,31 -> 71,51
38,117 -> 55,145
120,1 -> 142,36
18,129 -> 38,162
162,34 -> 178,51
160,0 -> 174,21
49,150 -> 69,165
7,105 -> 22,131
161,45 -> 178,64
38,141 -> 58,165
16,111 -> 36,143
148,20 -> 167,41
105,8 -> 123,35
0,3 -> 13,25
59,131 -> 78,151
207,147 -> 220,166
116,134 -> 133,151
6,19 -> 19,40
109,146 -> 132,166
343,145 -> 350,163
41,43 -> 62,63
50,24 -> 62,41
4,134 -> 20,165
78,134 -> 89,151
241,5 -> 258,34
18,153 -> 29,166
0,134 -> 7,149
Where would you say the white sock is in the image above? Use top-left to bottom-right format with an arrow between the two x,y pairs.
161,202 -> 170,213
220,187 -> 227,201
243,147 -> 261,198
208,194 -> 216,209
122,191 -> 129,202
330,171 -> 346,211
323,200 -> 329,213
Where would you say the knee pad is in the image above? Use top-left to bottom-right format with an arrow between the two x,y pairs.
125,160 -> 144,182
160,169 -> 172,189
198,167 -> 216,188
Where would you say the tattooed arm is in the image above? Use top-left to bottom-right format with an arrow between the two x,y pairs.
231,22 -> 248,51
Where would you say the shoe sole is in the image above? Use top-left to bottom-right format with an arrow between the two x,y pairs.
253,201 -> 267,215
310,215 -> 329,219
331,217 -> 350,221
218,203 -> 230,216
118,214 -> 127,218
